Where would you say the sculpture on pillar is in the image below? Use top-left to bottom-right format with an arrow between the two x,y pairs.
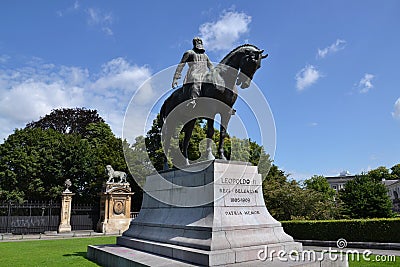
64,178 -> 72,193
97,165 -> 134,233
105,165 -> 127,184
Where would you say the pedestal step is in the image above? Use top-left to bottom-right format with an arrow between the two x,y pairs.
88,243 -> 347,267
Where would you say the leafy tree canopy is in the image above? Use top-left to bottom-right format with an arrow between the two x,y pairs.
0,108 -> 134,205
390,164 -> 400,179
304,175 -> 336,199
339,174 -> 393,219
262,167 -> 342,221
367,166 -> 396,182
26,107 -> 104,135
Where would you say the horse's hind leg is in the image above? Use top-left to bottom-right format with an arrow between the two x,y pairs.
218,113 -> 231,160
205,118 -> 215,160
182,119 -> 196,166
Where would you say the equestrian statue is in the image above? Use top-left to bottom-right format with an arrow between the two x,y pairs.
160,38 -> 268,170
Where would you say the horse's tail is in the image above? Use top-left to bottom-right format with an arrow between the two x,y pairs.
159,87 -> 183,128
160,100 -> 167,128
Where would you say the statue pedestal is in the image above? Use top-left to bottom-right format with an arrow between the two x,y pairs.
96,183 -> 134,234
119,160 -> 302,265
58,191 -> 75,233
88,160 -> 347,266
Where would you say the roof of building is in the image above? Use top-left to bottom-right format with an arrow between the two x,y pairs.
325,175 -> 356,183
383,179 -> 400,187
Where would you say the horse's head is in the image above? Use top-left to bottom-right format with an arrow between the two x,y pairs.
236,48 -> 268,89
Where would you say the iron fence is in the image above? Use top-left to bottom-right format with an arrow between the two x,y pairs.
71,203 -> 99,231
0,201 -> 101,234
0,201 -> 60,234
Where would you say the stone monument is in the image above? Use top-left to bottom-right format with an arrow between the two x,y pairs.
58,179 -> 75,233
88,161 -> 348,266
119,160 -> 302,265
88,42 -> 347,266
97,165 -> 134,234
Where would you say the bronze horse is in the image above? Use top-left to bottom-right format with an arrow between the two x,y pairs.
160,44 -> 268,170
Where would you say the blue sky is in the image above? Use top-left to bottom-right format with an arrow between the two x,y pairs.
0,1 -> 399,180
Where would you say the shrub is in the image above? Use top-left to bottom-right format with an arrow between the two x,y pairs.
281,218 -> 400,243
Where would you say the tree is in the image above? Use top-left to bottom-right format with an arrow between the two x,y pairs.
0,108 -> 134,205
26,107 -> 104,135
262,166 -> 341,220
367,166 -> 395,182
144,115 -> 166,171
391,164 -> 400,179
304,175 -> 336,199
0,128 -> 79,201
339,175 -> 393,218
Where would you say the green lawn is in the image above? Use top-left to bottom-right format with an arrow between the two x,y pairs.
0,236 -> 116,267
349,254 -> 400,266
1,237 -> 399,266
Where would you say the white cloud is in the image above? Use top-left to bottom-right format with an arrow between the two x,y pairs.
295,65 -> 321,91
86,8 -> 113,35
0,58 -> 152,142
0,54 -> 10,63
317,39 -> 346,59
358,73 -> 374,93
93,58 -> 150,93
73,1 -> 79,10
56,1 -> 80,17
392,97 -> 400,119
199,9 -> 251,52
57,4 -> 113,36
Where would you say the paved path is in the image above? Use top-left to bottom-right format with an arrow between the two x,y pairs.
0,230 -> 118,242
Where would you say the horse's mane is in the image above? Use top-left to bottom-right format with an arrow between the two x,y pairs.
219,44 -> 260,64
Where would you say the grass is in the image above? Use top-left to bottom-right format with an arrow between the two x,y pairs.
349,254 -> 400,266
1,237 -> 399,266
0,236 -> 116,267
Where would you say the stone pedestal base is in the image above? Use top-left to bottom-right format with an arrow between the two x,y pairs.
88,160 -> 347,266
87,244 -> 348,266
98,218 -> 132,235
58,224 -> 72,233
97,182 -> 134,234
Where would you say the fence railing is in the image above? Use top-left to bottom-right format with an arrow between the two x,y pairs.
0,201 -> 60,234
71,203 -> 99,231
0,201 -> 101,234
1,201 -> 138,234
130,212 -> 139,219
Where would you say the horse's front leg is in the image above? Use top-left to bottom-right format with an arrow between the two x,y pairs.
182,119 -> 196,166
218,113 -> 231,160
206,118 -> 215,160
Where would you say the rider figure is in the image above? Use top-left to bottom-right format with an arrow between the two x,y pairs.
172,37 -> 214,108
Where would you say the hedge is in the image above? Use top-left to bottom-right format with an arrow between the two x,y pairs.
281,218 -> 400,243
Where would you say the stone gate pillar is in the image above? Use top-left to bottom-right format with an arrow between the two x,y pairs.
97,182 -> 134,234
58,179 -> 75,233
